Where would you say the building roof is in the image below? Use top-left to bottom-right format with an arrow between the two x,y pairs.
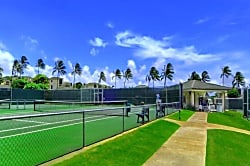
183,80 -> 231,91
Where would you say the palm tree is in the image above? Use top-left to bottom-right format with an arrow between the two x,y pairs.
19,56 -> 29,77
0,66 -> 3,78
36,59 -> 45,74
52,60 -> 67,89
220,66 -> 232,86
145,74 -> 151,87
123,68 -> 133,88
99,71 -> 106,86
71,63 -> 82,89
161,63 -> 174,88
188,71 -> 201,81
112,69 -> 122,88
232,71 -> 245,88
0,66 -> 3,84
150,67 -> 160,89
201,71 -> 210,82
12,59 -> 20,77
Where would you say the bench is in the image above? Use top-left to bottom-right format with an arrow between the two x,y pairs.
136,106 -> 149,123
156,103 -> 165,118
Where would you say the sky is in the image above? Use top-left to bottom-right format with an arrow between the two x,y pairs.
0,0 -> 250,88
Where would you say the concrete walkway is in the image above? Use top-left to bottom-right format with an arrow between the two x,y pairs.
144,112 -> 250,166
144,112 -> 208,166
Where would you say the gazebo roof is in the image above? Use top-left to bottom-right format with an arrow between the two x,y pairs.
183,80 -> 231,91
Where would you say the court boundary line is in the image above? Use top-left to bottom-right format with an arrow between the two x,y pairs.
0,115 -> 105,133
0,116 -> 116,139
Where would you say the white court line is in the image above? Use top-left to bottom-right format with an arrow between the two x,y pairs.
0,116 -> 115,139
0,115 -> 104,133
14,119 -> 51,124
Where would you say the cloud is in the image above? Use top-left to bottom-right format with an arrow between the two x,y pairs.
0,42 -> 7,50
194,17 -> 210,24
115,31 -> 218,63
21,35 -> 39,50
0,49 -> 15,76
106,22 -> 114,29
216,35 -> 230,43
89,37 -> 108,47
90,48 -> 99,56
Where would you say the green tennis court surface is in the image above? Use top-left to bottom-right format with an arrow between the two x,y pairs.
0,103 -> 179,165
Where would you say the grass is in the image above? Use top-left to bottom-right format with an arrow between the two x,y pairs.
54,120 -> 180,166
167,109 -> 194,121
206,129 -> 250,166
208,110 -> 250,131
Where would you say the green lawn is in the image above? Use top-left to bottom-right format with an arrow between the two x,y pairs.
208,110 -> 250,131
54,120 -> 180,166
206,129 -> 250,166
167,109 -> 194,121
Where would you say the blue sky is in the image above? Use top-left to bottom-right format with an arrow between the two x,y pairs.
0,0 -> 250,88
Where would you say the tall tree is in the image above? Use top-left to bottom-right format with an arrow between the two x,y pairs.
232,71 -> 245,88
145,74 -> 151,87
161,63 -> 174,88
201,71 -> 210,82
0,66 -> 3,78
71,63 -> 82,89
188,71 -> 201,81
99,71 -> 106,84
150,67 -> 160,89
52,60 -> 67,89
124,68 -> 133,88
12,59 -> 21,77
19,56 -> 29,77
0,66 -> 3,84
112,69 -> 122,88
36,59 -> 45,75
220,66 -> 232,86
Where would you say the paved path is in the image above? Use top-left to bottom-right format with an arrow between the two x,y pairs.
144,112 -> 250,166
144,112 -> 207,166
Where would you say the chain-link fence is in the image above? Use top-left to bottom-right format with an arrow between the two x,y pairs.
214,98 -> 243,110
0,102 -> 181,165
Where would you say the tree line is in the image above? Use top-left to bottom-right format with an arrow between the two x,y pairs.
0,56 -> 246,90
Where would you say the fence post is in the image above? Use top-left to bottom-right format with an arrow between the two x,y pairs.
82,111 -> 85,147
178,110 -> 181,120
122,108 -> 125,132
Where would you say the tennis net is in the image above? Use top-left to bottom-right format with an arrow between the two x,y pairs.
33,100 -> 128,115
0,99 -> 11,109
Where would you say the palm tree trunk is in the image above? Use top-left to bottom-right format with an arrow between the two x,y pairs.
57,72 -> 59,89
164,77 -> 167,88
37,67 -> 39,75
115,76 -> 117,88
73,73 -> 76,89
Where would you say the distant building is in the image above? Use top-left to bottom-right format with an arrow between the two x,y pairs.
83,82 -> 111,89
49,77 -> 63,90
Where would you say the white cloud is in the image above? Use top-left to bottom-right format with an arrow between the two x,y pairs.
115,31 -> 218,63
21,35 -> 39,50
90,48 -> 99,56
106,22 -> 114,29
0,49 -> 15,76
89,37 -> 108,47
194,17 -> 210,24
0,42 -> 7,50
127,59 -> 136,70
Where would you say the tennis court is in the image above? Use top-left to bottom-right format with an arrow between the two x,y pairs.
0,101 -> 180,165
